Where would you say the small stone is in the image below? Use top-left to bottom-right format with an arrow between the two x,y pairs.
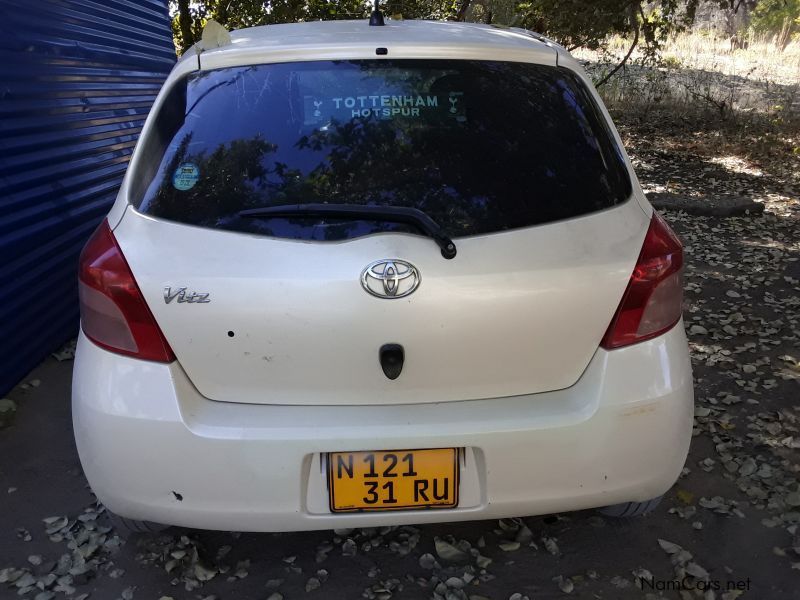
306,577 -> 321,592
554,575 -> 574,593
435,538 -> 468,562
685,562 -> 709,579
0,399 -> 17,427
499,541 -> 520,552
739,458 -> 757,476
515,525 -> 533,544
542,537 -> 559,555
194,563 -> 217,582
658,539 -> 682,554
610,575 -> 631,588
419,553 -> 438,569
342,538 -> 357,557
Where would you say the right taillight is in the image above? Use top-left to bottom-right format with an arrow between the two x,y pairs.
78,219 -> 175,363
601,212 -> 684,350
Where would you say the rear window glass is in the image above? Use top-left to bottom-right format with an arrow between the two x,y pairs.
135,60 -> 631,240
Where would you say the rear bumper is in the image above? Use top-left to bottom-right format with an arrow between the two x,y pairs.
72,324 -> 693,532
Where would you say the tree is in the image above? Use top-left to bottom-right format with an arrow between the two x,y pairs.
381,0 -> 704,85
751,0 -> 800,48
171,0 -> 369,54
175,0 -> 194,53
168,0 -> 724,81
511,1 -> 701,86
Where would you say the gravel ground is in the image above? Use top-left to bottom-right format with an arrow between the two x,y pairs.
1,116 -> 799,600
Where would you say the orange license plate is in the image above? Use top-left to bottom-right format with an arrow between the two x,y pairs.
328,448 -> 459,512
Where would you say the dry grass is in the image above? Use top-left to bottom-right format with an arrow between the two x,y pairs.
594,30 -> 800,84
575,31 -> 800,121
575,31 -> 800,194
663,30 -> 800,86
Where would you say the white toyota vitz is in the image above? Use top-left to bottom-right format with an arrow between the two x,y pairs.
72,17 -> 694,534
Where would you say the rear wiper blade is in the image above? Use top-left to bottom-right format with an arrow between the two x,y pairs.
238,203 -> 457,259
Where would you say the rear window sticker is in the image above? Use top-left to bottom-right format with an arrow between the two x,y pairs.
173,162 -> 200,191
303,92 -> 465,125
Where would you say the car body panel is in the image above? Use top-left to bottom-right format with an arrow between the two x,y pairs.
72,322 -> 693,531
114,197 -> 649,405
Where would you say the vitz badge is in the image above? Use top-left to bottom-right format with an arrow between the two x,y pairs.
164,287 -> 210,304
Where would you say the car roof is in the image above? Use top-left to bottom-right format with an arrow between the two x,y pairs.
189,19 -> 567,72
227,19 -> 555,51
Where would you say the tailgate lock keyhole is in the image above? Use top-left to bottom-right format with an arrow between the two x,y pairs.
379,344 -> 404,380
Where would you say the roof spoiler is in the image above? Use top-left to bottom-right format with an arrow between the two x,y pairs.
197,19 -> 232,53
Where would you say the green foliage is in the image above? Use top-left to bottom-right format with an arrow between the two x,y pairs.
171,0 -> 369,54
384,0 -> 463,20
516,0 -> 632,50
750,0 -> 800,35
387,0 -> 517,23
516,0 -> 698,55
168,0 -> 723,65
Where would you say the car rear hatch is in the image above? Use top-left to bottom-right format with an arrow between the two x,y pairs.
114,202 -> 647,405
112,56 -> 648,405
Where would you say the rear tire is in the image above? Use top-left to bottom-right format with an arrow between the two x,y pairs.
106,509 -> 169,537
598,495 -> 663,517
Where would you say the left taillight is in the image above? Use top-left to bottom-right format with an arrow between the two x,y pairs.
78,219 -> 175,362
601,212 -> 684,350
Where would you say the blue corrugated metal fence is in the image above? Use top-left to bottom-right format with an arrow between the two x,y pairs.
0,0 -> 175,395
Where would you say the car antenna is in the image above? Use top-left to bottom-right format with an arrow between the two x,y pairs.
369,0 -> 385,26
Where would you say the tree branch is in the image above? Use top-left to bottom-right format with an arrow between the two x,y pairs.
596,6 -> 640,88
455,0 -> 472,21
177,0 -> 194,54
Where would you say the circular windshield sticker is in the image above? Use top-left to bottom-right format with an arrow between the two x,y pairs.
172,162 -> 200,191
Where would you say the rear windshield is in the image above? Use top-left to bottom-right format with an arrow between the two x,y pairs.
134,60 -> 631,240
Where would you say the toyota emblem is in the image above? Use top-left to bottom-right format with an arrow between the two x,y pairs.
360,259 -> 420,299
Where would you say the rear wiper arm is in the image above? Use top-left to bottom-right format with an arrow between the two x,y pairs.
237,203 -> 457,259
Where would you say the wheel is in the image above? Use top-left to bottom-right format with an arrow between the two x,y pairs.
598,495 -> 663,517
105,508 -> 169,537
